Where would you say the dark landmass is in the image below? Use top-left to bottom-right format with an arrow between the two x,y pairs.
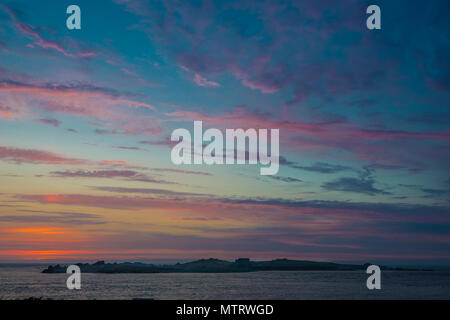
42,258 -> 426,274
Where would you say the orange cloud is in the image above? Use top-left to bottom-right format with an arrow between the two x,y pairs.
5,227 -> 71,235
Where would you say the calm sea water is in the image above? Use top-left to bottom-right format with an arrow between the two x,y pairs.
0,265 -> 449,300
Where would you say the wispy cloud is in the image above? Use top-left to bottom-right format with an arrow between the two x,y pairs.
282,160 -> 351,174
0,145 -> 86,165
37,118 -> 61,127
321,177 -> 389,196
0,79 -> 160,135
0,209 -> 104,225
266,176 -> 303,183
111,146 -> 144,151
92,186 -> 208,198
193,73 -> 221,87
0,4 -> 97,58
149,168 -> 212,176
49,170 -> 177,185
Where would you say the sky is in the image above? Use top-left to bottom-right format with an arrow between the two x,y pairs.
0,0 -> 449,265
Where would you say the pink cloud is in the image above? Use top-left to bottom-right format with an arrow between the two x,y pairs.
164,107 -> 344,134
16,22 -> 96,58
164,106 -> 450,170
0,146 -> 144,168
0,146 -> 86,165
241,78 -> 279,93
0,5 -> 97,58
193,74 -> 221,87
165,106 -> 450,143
0,105 -> 12,118
0,80 -> 160,135
17,193 -> 449,226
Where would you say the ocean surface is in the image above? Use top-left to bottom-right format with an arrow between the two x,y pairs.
0,265 -> 449,300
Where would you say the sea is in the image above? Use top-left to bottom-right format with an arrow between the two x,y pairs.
0,264 -> 449,300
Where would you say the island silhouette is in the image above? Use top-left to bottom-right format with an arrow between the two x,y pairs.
42,258 -> 419,273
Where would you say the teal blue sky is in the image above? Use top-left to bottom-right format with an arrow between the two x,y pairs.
0,0 -> 449,264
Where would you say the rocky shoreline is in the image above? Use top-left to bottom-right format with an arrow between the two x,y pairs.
42,258 -> 423,274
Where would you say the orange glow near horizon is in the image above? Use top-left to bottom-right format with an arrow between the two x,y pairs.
43,195 -> 64,203
6,227 -> 71,235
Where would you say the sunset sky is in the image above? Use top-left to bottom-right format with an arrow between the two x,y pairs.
0,0 -> 449,265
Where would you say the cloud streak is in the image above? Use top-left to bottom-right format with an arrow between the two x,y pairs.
0,79 -> 160,135
49,170 -> 177,185
0,4 -> 97,58
0,146 -> 86,165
